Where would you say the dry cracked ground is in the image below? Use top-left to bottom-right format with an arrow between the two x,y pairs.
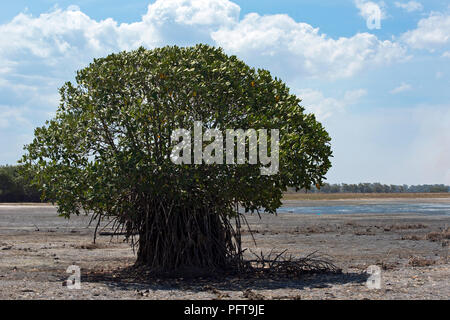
0,200 -> 449,300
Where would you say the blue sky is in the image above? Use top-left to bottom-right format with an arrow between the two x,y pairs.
0,0 -> 449,185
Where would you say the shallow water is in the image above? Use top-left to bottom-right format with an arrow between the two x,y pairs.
277,202 -> 450,215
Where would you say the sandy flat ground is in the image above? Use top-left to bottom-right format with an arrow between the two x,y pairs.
0,199 -> 449,300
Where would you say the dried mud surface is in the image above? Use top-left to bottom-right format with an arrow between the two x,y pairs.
0,200 -> 449,300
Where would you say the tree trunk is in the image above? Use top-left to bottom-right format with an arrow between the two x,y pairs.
134,202 -> 240,275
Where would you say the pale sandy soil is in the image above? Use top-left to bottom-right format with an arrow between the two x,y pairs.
0,200 -> 449,300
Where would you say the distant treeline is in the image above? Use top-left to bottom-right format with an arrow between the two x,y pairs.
0,165 -> 41,202
296,183 -> 450,194
1,165 -> 449,202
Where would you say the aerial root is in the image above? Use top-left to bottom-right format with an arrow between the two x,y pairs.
244,249 -> 341,276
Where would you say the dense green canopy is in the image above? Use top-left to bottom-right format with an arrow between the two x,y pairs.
21,44 -> 332,271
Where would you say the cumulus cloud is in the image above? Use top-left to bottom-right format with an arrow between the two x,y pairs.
145,0 -> 239,27
0,0 -> 407,83
0,0 -> 445,184
142,0 -> 240,45
0,0 -> 240,75
390,82 -> 412,94
401,13 -> 450,50
212,13 -> 406,80
394,1 -> 423,12
0,0 -> 408,142
0,0 -> 242,165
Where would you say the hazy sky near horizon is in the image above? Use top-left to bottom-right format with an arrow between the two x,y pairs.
0,0 -> 449,185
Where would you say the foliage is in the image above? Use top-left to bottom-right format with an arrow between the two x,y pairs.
20,45 -> 332,272
0,165 -> 41,202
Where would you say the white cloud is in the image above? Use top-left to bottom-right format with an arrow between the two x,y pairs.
0,9 -> 128,71
394,1 -> 423,12
390,82 -> 412,94
0,1 -> 397,88
0,0 -> 240,73
0,0 -> 446,184
401,13 -> 450,50
0,0 -> 242,165
297,88 -> 367,120
145,0 -> 239,27
443,51 -> 450,58
344,89 -> 368,102
0,0 -> 408,95
142,0 -> 240,46
212,13 -> 406,80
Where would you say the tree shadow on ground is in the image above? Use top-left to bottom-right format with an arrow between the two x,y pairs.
81,265 -> 370,295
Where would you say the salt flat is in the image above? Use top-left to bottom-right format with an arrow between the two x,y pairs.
0,200 -> 449,300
